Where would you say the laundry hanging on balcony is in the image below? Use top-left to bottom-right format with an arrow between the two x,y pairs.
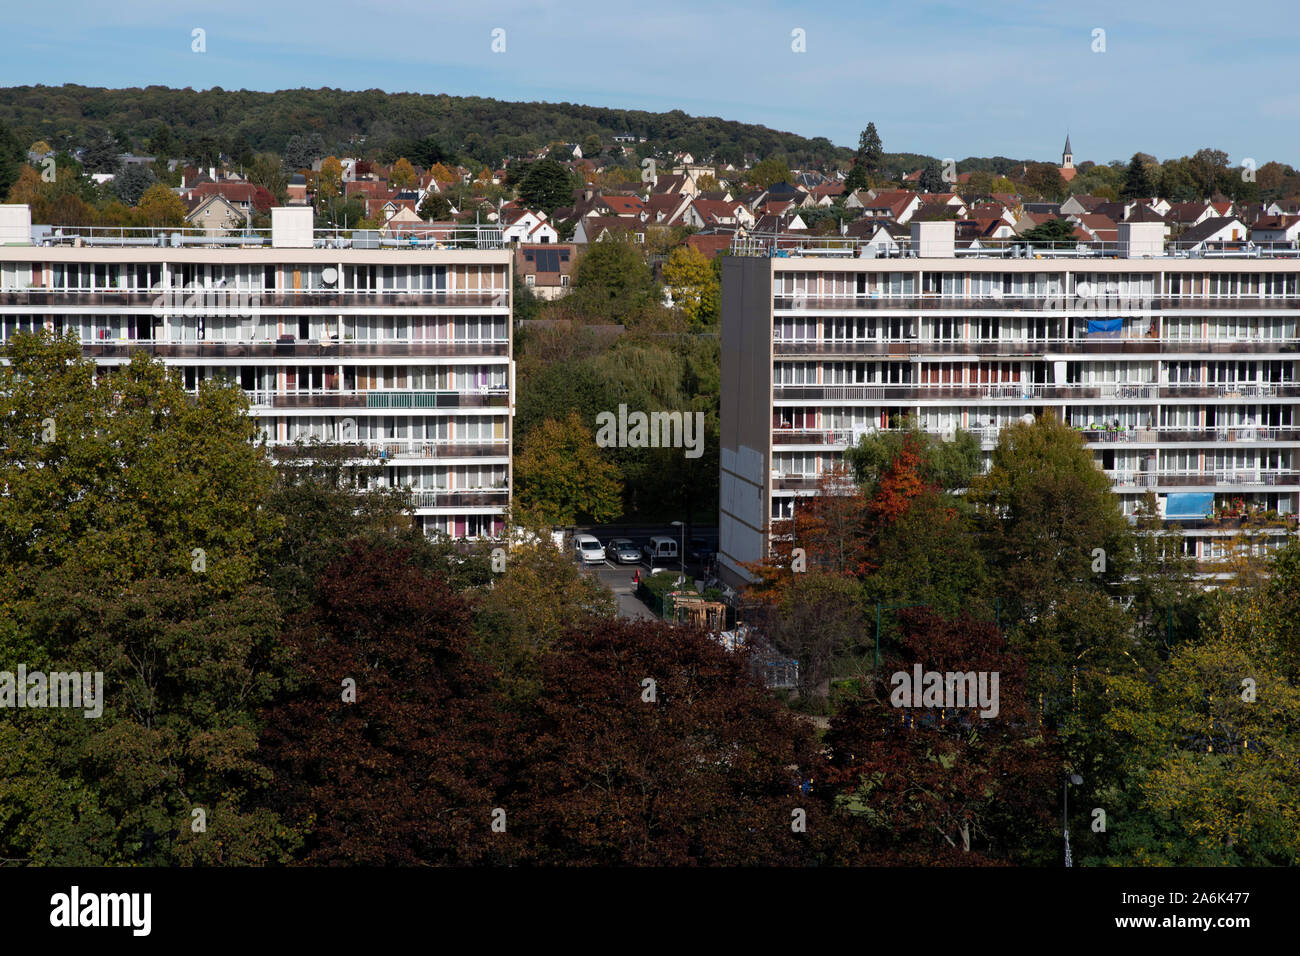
1086,318 -> 1123,337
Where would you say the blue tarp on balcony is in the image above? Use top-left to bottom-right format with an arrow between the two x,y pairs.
1086,318 -> 1123,336
1166,492 -> 1214,518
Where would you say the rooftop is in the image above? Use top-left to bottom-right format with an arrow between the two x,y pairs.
727,230 -> 1300,261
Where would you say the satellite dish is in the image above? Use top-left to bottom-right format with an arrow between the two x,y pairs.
321,267 -> 338,285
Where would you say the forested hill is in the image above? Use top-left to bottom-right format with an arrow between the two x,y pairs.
0,84 -> 857,168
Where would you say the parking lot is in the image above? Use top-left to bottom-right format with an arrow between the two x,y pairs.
567,528 -> 718,621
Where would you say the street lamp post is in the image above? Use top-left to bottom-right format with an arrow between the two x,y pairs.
676,520 -> 686,587
1063,773 -> 1083,867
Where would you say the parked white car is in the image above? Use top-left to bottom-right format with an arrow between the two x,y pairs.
573,533 -> 606,565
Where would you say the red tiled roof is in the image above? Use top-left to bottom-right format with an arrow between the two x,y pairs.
684,234 -> 735,260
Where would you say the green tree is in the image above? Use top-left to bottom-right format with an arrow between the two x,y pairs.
0,120 -> 25,198
79,129 -> 121,174
1020,218 -> 1077,247
843,122 -> 883,193
418,191 -> 453,220
844,417 -> 980,497
917,160 -> 946,194
517,158 -> 577,213
514,411 -> 623,524
1188,148 -> 1230,200
1096,613 -> 1300,865
473,535 -> 617,702
1022,162 -> 1066,201
0,331 -> 295,864
1121,152 -> 1156,199
112,163 -> 156,206
968,414 -> 1130,628
747,157 -> 792,191
569,236 -> 660,320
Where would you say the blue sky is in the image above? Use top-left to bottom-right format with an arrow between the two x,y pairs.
5,0 -> 1298,167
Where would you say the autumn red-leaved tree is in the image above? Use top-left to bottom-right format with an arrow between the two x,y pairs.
496,618 -> 833,865
257,540 -> 506,865
825,609 -> 1060,864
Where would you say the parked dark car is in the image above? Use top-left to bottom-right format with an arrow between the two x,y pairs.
688,539 -> 715,563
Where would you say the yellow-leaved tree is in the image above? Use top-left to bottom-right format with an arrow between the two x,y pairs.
514,411 -> 622,525
662,245 -> 720,330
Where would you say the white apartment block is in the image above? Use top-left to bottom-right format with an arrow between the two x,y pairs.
0,204 -> 514,539
720,221 -> 1300,586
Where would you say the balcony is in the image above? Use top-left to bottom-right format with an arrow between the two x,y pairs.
75,338 -> 509,359
0,289 -> 508,308
267,440 -> 509,461
1079,426 -> 1300,444
772,337 -> 1300,357
1106,470 -> 1300,488
407,489 -> 510,509
1160,382 -> 1299,399
1166,515 -> 1299,532
248,389 -> 510,409
772,428 -> 855,446
772,294 -> 1300,312
773,383 -> 1122,401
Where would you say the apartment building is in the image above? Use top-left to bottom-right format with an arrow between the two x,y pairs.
720,220 -> 1300,586
0,204 -> 514,539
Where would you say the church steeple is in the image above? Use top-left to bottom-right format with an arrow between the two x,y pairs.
1062,134 -> 1074,169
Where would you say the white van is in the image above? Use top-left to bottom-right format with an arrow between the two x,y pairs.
643,535 -> 679,564
573,534 -> 606,565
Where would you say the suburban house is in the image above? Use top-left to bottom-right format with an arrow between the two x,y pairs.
683,199 -> 754,229
1250,215 -> 1300,244
1178,216 -> 1248,250
574,216 -> 645,244
515,244 -> 576,299
499,208 -> 559,244
184,195 -> 249,234
857,190 -> 924,224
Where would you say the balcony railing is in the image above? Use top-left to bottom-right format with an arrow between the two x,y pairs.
1079,426 -> 1300,443
773,337 -> 1300,356
773,294 -> 1300,311
1160,382 -> 1298,398
407,489 -> 510,509
72,338 -> 508,359
1166,515 -> 1299,532
247,389 -> 510,409
773,383 -> 1152,401
734,231 -> 1300,259
0,289 -> 509,308
29,223 -> 507,250
771,429 -> 856,446
267,440 -> 509,460
1107,470 -> 1300,488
